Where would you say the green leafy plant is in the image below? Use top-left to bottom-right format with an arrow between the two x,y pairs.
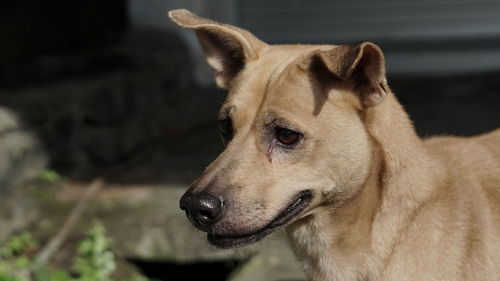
0,232 -> 38,281
39,170 -> 62,184
73,222 -> 116,281
0,232 -> 38,260
0,224 -> 152,281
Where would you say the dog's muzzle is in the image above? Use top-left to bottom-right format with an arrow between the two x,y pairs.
179,192 -> 225,231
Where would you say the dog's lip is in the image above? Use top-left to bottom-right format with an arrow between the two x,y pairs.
208,190 -> 313,248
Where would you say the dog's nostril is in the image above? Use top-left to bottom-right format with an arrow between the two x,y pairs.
199,209 -> 213,220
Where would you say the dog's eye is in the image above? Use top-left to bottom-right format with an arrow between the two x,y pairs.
275,127 -> 302,147
218,118 -> 233,144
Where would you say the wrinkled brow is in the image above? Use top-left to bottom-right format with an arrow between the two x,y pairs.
265,111 -> 303,132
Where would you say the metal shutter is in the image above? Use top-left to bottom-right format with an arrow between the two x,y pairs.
237,0 -> 500,43
236,0 -> 500,73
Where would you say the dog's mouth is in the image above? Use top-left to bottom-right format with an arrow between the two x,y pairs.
208,190 -> 313,248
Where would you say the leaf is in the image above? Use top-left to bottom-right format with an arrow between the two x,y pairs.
40,170 -> 62,184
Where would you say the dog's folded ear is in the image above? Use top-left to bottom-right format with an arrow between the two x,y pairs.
168,9 -> 266,89
305,42 -> 388,107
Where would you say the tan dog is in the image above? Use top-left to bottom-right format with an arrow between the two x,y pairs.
170,9 -> 500,281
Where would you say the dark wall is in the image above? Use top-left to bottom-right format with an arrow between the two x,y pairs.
0,0 -> 127,88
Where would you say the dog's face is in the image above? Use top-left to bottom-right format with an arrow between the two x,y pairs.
170,10 -> 388,248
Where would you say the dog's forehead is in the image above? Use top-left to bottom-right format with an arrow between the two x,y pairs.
224,44 -> 332,119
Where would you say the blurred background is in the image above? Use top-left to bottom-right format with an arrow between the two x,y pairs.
1,0 -> 499,280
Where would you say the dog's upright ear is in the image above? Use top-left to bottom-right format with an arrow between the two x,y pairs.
304,42 -> 388,107
168,9 -> 266,88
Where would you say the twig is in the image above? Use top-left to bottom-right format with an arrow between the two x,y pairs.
32,178 -> 105,268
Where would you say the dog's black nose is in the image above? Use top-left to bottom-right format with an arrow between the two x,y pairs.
179,192 -> 224,230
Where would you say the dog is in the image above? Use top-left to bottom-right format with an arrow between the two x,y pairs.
169,9 -> 500,281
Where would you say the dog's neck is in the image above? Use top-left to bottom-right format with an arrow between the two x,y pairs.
287,92 -> 444,281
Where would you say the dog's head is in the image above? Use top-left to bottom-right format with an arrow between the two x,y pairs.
169,9 -> 388,248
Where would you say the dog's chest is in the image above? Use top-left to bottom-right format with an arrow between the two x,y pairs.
287,219 -> 367,281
